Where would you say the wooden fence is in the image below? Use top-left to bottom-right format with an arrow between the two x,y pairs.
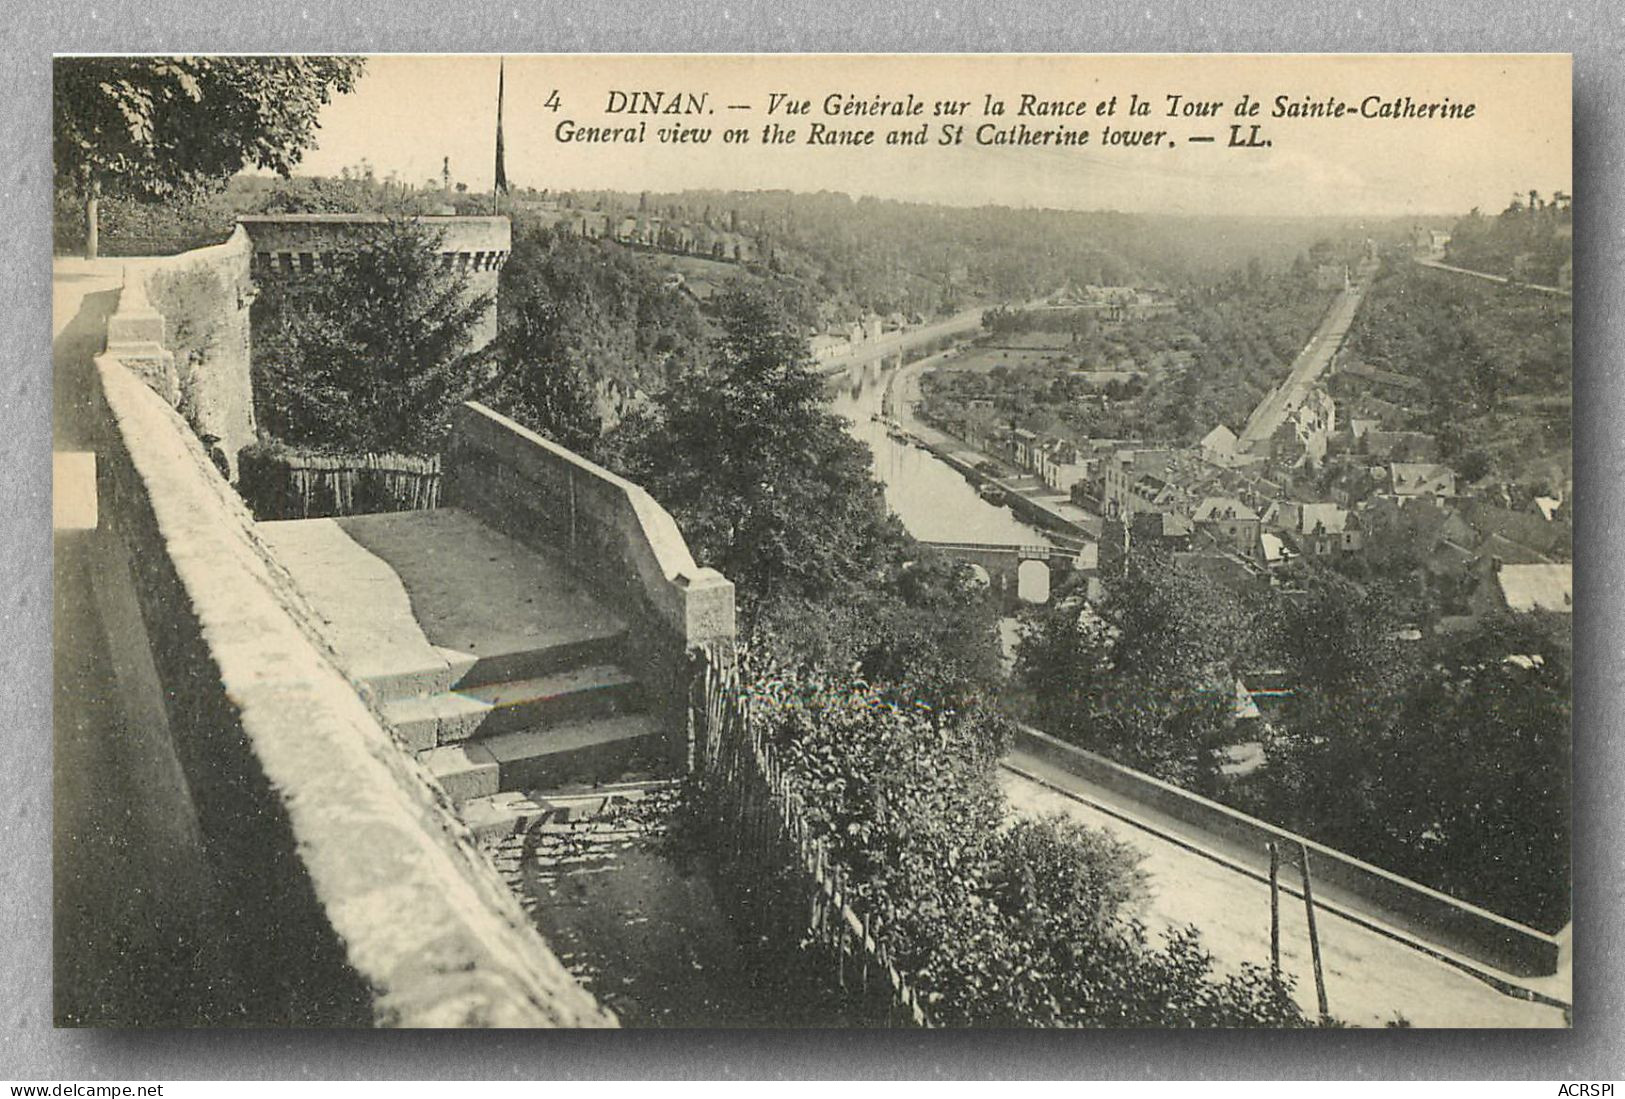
237,447 -> 441,520
689,647 -> 933,1027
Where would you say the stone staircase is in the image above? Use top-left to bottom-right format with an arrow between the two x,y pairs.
256,508 -> 674,826
392,641 -> 665,807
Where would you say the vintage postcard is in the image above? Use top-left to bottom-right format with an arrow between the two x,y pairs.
52,53 -> 1572,1028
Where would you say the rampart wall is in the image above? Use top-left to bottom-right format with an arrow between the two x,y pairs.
89,323 -> 613,1027
105,227 -> 258,478
441,401 -> 737,767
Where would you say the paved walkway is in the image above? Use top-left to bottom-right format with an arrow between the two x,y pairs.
53,260 -> 242,1025
999,752 -> 1568,1028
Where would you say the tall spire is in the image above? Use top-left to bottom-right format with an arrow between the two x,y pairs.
493,57 -> 508,211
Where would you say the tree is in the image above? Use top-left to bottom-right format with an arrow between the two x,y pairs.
1376,617 -> 1570,928
54,56 -> 364,258
613,284 -> 907,626
1018,547 -> 1250,789
480,222 -> 704,451
250,218 -> 491,455
748,662 -> 1311,1026
479,289 -> 603,455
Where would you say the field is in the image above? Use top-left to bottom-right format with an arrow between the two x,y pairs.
935,345 -> 1082,374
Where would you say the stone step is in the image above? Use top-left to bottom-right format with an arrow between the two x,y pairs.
381,664 -> 645,751
418,714 -> 666,805
456,631 -> 629,691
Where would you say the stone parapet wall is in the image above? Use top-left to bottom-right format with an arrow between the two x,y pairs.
442,402 -> 736,767
125,227 -> 258,478
1011,725 -> 1563,980
90,349 -> 613,1028
444,401 -> 735,649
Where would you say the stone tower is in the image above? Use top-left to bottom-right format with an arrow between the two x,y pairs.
237,214 -> 511,351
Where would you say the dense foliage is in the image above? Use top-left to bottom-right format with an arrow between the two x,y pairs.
1238,591 -> 1572,931
250,219 -> 491,455
1445,195 -> 1572,287
607,284 -> 1005,711
747,666 -> 1311,1026
1019,558 -> 1572,930
923,254 -> 1336,448
1018,548 -> 1250,793
1342,259 -> 1571,491
571,187 -> 1398,320
480,223 -> 707,451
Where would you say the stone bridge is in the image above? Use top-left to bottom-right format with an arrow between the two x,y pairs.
921,539 -> 1088,611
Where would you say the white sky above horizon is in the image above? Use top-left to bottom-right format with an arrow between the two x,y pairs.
289,54 -> 1572,219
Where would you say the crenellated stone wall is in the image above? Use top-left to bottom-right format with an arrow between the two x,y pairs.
239,214 -> 511,351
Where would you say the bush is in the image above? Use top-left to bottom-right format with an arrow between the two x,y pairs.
746,662 -> 1312,1026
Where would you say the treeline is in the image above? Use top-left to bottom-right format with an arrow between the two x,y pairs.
1019,553 -> 1570,932
1445,192 -> 1572,287
52,171 -> 454,257
551,187 -> 1407,317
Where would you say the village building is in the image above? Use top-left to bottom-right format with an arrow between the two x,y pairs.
1193,496 -> 1265,563
1391,462 -> 1458,500
1200,424 -> 1241,466
1285,502 -> 1363,557
1101,448 -> 1175,518
1474,561 -> 1574,617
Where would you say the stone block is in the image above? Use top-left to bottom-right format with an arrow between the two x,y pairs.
107,309 -> 166,346
419,743 -> 500,803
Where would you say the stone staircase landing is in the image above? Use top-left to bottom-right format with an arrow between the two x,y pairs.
258,507 -> 673,824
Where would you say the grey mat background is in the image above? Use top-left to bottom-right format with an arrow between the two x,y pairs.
3,0 -> 1619,1079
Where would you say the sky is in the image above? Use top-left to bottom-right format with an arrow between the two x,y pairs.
294,54 -> 1572,218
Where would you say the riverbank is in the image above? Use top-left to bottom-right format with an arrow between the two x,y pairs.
880,351 -> 1101,544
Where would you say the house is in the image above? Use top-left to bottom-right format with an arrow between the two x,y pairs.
1314,262 -> 1349,291
1391,462 -> 1457,499
1260,531 -> 1293,567
1273,389 -> 1336,469
1193,496 -> 1264,563
1200,424 -> 1241,466
1289,503 -> 1362,557
1130,510 -> 1196,551
1011,428 -> 1040,470
1533,495 -> 1566,523
1037,439 -> 1091,493
1101,448 -> 1174,518
809,333 -> 848,363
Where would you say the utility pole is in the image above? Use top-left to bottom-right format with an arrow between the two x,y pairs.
1298,842 -> 1329,1020
1268,841 -> 1281,981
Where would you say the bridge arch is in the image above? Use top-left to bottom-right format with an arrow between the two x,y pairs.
922,540 -> 1082,613
1017,558 -> 1051,604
